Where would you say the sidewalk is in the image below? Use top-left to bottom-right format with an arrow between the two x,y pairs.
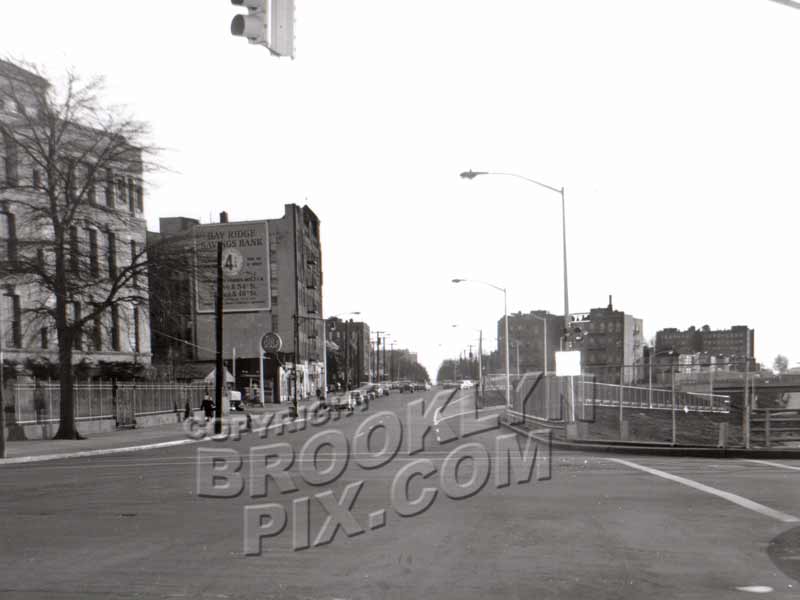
0,402 -> 296,465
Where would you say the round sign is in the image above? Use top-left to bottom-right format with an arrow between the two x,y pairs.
221,247 -> 244,276
261,332 -> 282,353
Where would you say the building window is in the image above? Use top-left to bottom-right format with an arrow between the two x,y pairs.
2,132 -> 18,187
92,305 -> 102,351
110,304 -> 120,351
135,185 -> 143,212
116,178 -> 126,206
106,231 -> 117,278
88,229 -> 99,277
0,210 -> 17,262
105,169 -> 115,207
72,302 -> 82,351
130,240 -> 138,286
69,226 -> 79,273
127,178 -> 135,214
1,288 -> 21,348
41,327 -> 48,349
85,162 -> 96,205
133,305 -> 140,353
32,168 -> 41,190
271,314 -> 279,331
65,159 -> 77,201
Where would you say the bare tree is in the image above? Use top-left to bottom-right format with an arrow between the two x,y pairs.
0,59 -> 193,439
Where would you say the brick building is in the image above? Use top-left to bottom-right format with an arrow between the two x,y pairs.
149,204 -> 323,402
571,298 -> 644,384
655,324 -> 755,371
497,310 -> 563,375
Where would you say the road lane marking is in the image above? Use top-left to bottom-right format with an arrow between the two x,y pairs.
608,457 -> 800,523
744,459 -> 800,472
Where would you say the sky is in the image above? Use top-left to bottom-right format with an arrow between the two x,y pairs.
2,0 -> 799,379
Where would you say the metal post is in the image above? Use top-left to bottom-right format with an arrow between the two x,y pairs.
382,337 -> 387,384
619,364 -> 624,439
744,335 -> 751,449
344,320 -> 350,391
232,347 -> 236,391
478,329 -> 483,403
0,295 -> 6,458
671,364 -> 677,446
258,348 -> 265,405
648,355 -> 653,409
321,317 -> 328,403
503,289 -> 511,409
214,242 -> 223,435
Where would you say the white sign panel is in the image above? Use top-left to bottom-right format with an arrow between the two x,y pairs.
555,351 -> 582,377
195,221 -> 270,313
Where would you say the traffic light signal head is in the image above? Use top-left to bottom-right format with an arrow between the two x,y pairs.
231,0 -> 268,45
230,0 -> 295,57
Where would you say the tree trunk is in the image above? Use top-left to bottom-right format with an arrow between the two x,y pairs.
53,248 -> 82,440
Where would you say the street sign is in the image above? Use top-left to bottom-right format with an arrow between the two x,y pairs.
261,332 -> 282,353
194,220 -> 271,313
556,351 -> 582,377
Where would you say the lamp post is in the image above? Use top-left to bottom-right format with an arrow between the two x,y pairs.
460,170 -> 569,346
529,313 -> 550,417
647,349 -> 676,409
452,278 -> 510,408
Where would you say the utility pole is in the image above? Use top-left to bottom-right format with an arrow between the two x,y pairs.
0,296 -> 6,458
382,337 -> 387,384
214,242 -> 224,435
291,206 -> 300,417
344,319 -> 350,390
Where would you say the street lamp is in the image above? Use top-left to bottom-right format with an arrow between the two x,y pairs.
460,169 -> 570,347
647,349 -> 676,408
452,278 -> 510,408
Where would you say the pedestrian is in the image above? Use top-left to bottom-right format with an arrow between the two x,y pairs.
184,398 -> 192,421
33,381 -> 46,424
202,392 -> 214,422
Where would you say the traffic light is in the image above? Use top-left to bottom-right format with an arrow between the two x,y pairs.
230,0 -> 295,58
231,0 -> 268,45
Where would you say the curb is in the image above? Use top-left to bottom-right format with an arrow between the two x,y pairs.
0,415 -> 310,466
501,419 -> 800,459
0,437 -> 208,465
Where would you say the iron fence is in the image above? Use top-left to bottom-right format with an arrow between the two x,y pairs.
13,381 -> 207,425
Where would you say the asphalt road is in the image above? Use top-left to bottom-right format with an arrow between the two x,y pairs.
1,389 -> 799,599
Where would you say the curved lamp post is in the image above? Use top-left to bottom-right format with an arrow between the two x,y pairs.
460,170 -> 569,345
452,278 -> 510,408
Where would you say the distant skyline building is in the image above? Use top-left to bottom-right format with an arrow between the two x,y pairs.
656,324 -> 755,371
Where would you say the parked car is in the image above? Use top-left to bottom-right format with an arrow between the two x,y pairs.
348,390 -> 363,409
459,380 -> 474,390
399,381 -> 414,393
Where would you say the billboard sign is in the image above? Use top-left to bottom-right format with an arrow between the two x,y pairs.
195,221 -> 270,313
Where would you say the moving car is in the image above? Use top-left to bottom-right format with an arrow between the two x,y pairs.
458,380 -> 474,390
